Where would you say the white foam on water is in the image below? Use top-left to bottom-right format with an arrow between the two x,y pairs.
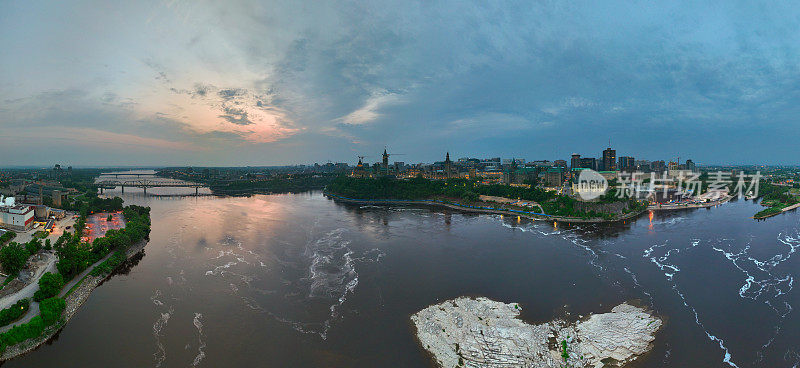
191,313 -> 206,367
644,238 -> 741,367
152,305 -> 173,367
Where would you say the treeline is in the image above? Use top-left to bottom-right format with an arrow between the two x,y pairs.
209,174 -> 336,194
58,192 -> 123,213
327,176 -> 643,218
56,205 -> 151,280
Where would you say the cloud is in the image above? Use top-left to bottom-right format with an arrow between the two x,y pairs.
2,126 -> 203,152
3,1 -> 800,164
339,91 -> 404,126
218,88 -> 246,101
218,106 -> 254,126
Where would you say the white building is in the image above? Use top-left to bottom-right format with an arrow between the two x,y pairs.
0,205 -> 34,231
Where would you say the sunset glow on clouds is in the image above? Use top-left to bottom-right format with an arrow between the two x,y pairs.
3,1 -> 800,166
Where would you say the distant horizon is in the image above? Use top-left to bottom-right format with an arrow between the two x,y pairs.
1,160 -> 797,170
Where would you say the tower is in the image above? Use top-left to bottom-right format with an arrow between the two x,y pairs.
444,152 -> 454,178
382,148 -> 389,175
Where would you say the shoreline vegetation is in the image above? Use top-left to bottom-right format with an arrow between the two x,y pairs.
0,197 -> 151,361
325,176 -> 648,223
155,169 -> 337,195
753,182 -> 800,219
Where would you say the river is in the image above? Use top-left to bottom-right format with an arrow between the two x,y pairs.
3,176 -> 799,367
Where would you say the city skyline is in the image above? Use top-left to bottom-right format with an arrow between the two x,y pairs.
3,1 -> 800,166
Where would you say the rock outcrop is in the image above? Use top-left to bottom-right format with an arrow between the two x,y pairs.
411,297 -> 661,368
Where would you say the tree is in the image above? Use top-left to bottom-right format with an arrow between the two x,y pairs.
33,272 -> 64,302
0,243 -> 29,275
39,297 -> 66,325
24,239 -> 42,255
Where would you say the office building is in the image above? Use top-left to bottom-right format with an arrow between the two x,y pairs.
618,156 -> 635,172
571,154 -> 581,169
602,147 -> 616,171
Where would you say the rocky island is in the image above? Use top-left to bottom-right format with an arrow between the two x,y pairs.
411,297 -> 661,368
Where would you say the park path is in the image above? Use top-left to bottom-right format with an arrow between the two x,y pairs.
0,251 -> 114,333
0,253 -> 56,310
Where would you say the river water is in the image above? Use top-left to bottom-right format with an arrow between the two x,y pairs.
4,177 -> 800,367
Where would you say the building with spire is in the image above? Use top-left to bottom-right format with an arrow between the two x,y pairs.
381,148 -> 390,175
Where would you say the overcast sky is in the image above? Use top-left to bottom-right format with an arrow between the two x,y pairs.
2,0 -> 799,167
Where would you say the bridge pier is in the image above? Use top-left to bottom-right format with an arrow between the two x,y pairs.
121,185 -> 124,194
143,187 -> 147,195
195,187 -> 199,196
100,187 -> 103,194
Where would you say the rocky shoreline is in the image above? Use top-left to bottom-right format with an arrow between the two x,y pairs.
411,297 -> 661,368
0,239 -> 149,361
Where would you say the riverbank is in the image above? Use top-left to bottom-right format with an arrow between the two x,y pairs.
411,296 -> 661,368
754,201 -> 800,219
648,195 -> 732,211
324,192 -> 647,224
0,238 -> 148,361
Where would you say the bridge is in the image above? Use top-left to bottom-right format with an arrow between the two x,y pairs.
99,173 -> 152,178
94,179 -> 206,195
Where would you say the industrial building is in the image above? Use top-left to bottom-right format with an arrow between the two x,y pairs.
0,198 -> 34,231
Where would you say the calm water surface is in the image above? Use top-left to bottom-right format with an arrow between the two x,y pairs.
4,184 -> 800,367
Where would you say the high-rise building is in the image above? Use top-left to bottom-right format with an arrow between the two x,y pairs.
571,154 -> 581,169
685,159 -> 696,172
580,157 -> 598,171
618,156 -> 635,172
602,147 -> 616,171
554,160 -> 567,169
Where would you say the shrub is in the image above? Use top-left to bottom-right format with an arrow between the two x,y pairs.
0,299 -> 30,327
0,231 -> 16,245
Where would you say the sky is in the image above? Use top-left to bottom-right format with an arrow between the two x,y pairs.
2,0 -> 800,167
